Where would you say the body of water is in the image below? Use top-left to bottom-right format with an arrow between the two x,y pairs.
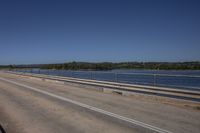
15,69 -> 200,91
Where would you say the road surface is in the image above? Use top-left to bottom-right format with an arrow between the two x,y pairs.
0,71 -> 199,133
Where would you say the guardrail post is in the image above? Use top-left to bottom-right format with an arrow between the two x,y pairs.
153,74 -> 156,86
115,73 -> 118,82
58,70 -> 59,76
72,71 -> 74,77
91,72 -> 93,79
94,72 -> 96,80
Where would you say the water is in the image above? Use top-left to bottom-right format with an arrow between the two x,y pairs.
16,69 -> 200,91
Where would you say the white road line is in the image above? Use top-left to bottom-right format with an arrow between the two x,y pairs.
0,77 -> 173,133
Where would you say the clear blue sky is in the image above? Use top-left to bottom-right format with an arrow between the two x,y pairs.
0,0 -> 200,65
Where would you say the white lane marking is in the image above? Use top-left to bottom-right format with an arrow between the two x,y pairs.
0,77 -> 173,133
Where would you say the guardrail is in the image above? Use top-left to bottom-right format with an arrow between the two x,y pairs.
7,71 -> 200,102
12,69 -> 200,91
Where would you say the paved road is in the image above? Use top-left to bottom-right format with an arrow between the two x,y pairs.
0,72 -> 199,133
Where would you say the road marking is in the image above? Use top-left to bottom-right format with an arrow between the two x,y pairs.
0,77 -> 172,133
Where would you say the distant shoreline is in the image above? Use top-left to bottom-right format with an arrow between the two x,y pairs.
1,61 -> 200,70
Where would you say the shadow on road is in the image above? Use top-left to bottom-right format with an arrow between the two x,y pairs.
0,124 -> 6,133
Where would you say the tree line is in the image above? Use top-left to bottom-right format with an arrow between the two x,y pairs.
1,61 -> 200,70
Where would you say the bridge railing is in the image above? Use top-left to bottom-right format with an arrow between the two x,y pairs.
12,69 -> 200,91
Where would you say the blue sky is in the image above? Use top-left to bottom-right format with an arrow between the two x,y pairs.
0,0 -> 200,65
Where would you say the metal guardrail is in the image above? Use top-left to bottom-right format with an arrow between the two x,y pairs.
7,71 -> 200,102
12,69 -> 200,91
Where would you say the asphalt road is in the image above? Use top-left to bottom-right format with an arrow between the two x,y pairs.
0,72 -> 199,133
